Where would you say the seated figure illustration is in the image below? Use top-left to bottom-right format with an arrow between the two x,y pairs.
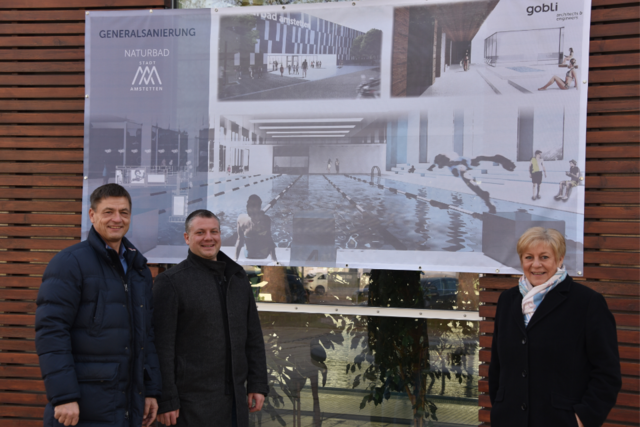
428,154 -> 516,214
235,194 -> 278,262
554,159 -> 581,201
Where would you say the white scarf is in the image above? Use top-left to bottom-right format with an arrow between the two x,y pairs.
519,268 -> 567,326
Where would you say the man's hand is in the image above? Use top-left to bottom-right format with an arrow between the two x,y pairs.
157,409 -> 180,426
54,401 -> 80,426
575,414 -> 584,427
248,393 -> 265,413
142,397 -> 158,427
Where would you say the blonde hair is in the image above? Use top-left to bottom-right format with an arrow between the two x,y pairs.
517,227 -> 566,262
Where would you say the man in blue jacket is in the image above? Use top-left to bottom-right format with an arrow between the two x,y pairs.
36,184 -> 162,427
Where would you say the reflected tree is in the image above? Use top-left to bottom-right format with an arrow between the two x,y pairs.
347,270 -> 438,426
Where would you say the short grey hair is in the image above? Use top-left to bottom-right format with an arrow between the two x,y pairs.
185,209 -> 220,233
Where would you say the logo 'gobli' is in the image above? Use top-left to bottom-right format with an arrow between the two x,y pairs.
132,66 -> 162,85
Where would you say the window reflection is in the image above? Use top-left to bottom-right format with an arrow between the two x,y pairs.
248,266 -> 479,311
254,312 -> 479,426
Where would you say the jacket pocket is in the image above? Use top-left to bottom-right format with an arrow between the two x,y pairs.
75,362 -> 119,423
551,393 -> 580,427
90,291 -> 106,333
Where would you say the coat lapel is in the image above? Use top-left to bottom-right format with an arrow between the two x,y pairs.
526,277 -> 571,330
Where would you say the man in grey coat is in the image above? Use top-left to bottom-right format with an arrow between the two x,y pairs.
153,209 -> 269,427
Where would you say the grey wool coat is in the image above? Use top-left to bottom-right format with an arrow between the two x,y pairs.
153,250 -> 269,427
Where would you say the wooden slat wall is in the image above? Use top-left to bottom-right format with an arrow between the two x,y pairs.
478,0 -> 640,426
0,1 -> 167,426
0,1 -> 637,427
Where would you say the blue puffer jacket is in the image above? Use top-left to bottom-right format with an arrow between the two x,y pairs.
36,226 -> 162,427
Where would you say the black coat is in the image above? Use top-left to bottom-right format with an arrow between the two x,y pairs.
36,227 -> 162,427
153,250 -> 269,427
489,276 -> 621,427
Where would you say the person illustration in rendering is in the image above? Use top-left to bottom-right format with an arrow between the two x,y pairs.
327,158 -> 332,174
560,47 -> 574,66
554,159 -> 581,201
154,209 -> 269,427
235,195 -> 277,263
36,184 -> 162,427
302,59 -> 308,78
131,169 -> 144,183
530,150 -> 546,200
463,51 -> 470,71
539,58 -> 578,90
489,227 -> 620,427
408,165 -> 416,173
335,158 -> 340,174
279,64 -> 284,77
428,153 -> 516,214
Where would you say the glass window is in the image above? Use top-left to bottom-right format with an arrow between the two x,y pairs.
254,312 -> 479,426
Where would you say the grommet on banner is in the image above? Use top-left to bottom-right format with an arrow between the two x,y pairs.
214,8 -> 218,12
84,176 -> 88,180
335,309 -> 338,312
85,94 -> 89,98
577,271 -> 582,275
352,2 -> 356,5
345,264 -> 348,267
86,11 -> 89,15
495,269 -> 500,273
582,80 -> 586,84
282,6 -> 285,9
149,9 -> 153,12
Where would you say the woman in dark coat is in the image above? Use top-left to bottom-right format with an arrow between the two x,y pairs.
489,227 -> 621,427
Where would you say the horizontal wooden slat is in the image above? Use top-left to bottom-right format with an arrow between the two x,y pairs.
0,302 -> 37,313
587,145 -> 640,158
0,421 -> 42,427
588,114 -> 640,128
585,207 -> 640,220
0,112 -> 84,124
0,176 -> 82,187
0,227 -> 80,239
583,251 -> 640,266
0,327 -> 37,339
590,38 -> 640,53
587,130 -> 640,143
0,100 -> 84,111
480,307 -> 639,326
592,0 -> 640,6
0,406 -> 45,419
0,75 -> 85,86
0,35 -> 84,48
0,62 -> 84,73
0,23 -> 85,35
585,236 -> 640,250
589,53 -> 640,68
0,0 -> 165,8
0,379 -> 45,392
0,10 -> 85,21
588,84 -> 639,99
591,6 -> 640,22
0,314 -> 35,326
590,22 -> 640,38
585,221 -> 640,234
0,238 -> 78,250
0,88 -> 84,99
0,251 -> 57,262
0,213 -> 81,225
0,289 -> 39,299
583,266 -> 639,282
0,353 -> 39,364
585,191 -> 640,204
0,137 -> 83,149
0,392 -> 47,405
0,125 -> 84,137
481,330 -> 639,346
589,69 -> 640,84
588,99 -> 640,113
0,150 -> 83,161
0,163 -> 83,174
0,201 -> 82,212
0,365 -> 40,378
0,49 -> 84,61
0,265 -> 48,275
586,160 -> 639,173
586,176 -> 640,189
0,188 -> 82,199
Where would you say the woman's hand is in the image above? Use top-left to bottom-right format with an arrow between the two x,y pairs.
575,413 -> 584,427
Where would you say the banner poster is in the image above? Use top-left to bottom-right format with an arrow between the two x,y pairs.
83,0 -> 590,275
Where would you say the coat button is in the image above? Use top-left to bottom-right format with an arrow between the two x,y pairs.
522,370 -> 527,377
522,338 -> 526,344
521,403 -> 527,410
125,347 -> 128,350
